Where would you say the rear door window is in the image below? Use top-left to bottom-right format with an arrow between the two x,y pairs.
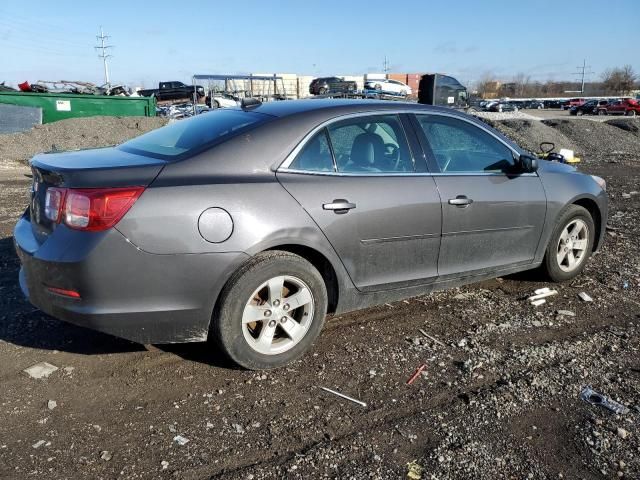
288,130 -> 335,172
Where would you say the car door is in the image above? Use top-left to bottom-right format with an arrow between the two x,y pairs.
277,113 -> 442,292
609,100 -> 623,114
411,113 -> 547,278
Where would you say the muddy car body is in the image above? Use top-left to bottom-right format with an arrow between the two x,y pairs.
14,100 -> 608,369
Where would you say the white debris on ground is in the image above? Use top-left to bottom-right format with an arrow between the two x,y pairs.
173,435 -> 189,446
470,110 -> 543,121
23,362 -> 58,379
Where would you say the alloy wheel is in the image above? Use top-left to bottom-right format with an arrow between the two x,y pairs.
241,275 -> 315,355
556,219 -> 589,272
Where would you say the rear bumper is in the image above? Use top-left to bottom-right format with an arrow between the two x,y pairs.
14,214 -> 248,344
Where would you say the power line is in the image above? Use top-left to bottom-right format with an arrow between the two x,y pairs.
94,26 -> 113,86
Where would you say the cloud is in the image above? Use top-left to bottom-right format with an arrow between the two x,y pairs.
433,41 -> 457,54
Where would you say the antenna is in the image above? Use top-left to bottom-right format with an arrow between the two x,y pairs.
95,26 -> 113,87
383,56 -> 390,73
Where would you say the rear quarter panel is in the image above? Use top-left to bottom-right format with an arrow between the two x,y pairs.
114,118 -> 356,305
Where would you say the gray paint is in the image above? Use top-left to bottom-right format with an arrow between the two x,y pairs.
198,208 -> 234,243
14,100 -> 608,344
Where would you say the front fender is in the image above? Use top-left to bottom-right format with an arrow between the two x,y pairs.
535,162 -> 608,261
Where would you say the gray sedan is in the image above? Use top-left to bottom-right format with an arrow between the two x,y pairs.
14,100 -> 608,369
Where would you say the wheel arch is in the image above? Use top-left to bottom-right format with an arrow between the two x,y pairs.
572,197 -> 602,251
263,244 -> 340,314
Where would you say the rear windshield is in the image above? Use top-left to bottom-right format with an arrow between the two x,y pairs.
118,109 -> 271,160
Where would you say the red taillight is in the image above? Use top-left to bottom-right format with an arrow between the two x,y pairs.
46,286 -> 81,298
45,186 -> 144,232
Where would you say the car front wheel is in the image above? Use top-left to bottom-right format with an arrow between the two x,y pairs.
542,205 -> 595,282
211,251 -> 328,370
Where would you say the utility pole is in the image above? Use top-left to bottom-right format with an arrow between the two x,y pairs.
95,26 -> 113,87
573,59 -> 594,94
383,56 -> 390,73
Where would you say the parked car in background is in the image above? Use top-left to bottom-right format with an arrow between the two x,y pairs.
205,93 -> 239,109
568,98 -> 586,108
487,101 -> 518,112
14,99 -> 607,370
543,100 -> 562,109
138,81 -> 205,102
597,98 -> 640,116
364,78 -> 412,96
524,100 -> 544,109
309,77 -> 357,95
570,99 -> 604,116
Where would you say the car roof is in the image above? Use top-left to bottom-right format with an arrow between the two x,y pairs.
245,98 -> 451,118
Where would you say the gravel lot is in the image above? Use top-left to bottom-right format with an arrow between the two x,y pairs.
0,115 -> 639,479
0,116 -> 167,164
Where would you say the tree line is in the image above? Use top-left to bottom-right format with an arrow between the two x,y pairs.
475,65 -> 638,98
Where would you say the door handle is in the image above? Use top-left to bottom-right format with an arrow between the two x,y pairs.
323,199 -> 356,214
448,195 -> 473,207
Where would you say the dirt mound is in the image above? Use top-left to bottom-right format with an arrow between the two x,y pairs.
0,116 -> 167,164
542,119 -> 640,158
605,118 -> 640,137
490,119 -> 580,155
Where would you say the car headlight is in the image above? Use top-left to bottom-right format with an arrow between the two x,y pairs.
590,175 -> 606,191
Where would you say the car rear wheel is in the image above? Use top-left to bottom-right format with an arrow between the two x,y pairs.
541,205 -> 594,282
627,110 -> 636,117
211,251 -> 328,370
576,109 -> 583,116
598,109 -> 606,116
318,87 -> 327,95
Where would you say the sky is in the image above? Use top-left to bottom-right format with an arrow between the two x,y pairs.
1,0 -> 639,89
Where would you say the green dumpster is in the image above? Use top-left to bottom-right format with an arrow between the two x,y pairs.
0,91 -> 156,123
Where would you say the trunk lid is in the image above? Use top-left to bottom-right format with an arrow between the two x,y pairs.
29,147 -> 165,242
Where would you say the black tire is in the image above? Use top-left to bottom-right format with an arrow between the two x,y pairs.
576,109 -> 583,116
211,251 -> 328,370
627,110 -> 636,117
598,109 -> 606,116
213,100 -> 220,108
318,87 -> 328,95
541,205 -> 595,282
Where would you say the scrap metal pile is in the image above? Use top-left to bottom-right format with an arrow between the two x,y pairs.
156,103 -> 212,120
15,80 -> 133,96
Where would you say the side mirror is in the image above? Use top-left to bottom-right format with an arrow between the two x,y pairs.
518,154 -> 539,173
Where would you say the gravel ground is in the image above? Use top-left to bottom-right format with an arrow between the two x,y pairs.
0,116 -> 639,479
473,112 -> 640,160
480,118 -> 581,156
541,119 -> 640,159
0,116 -> 167,164
470,110 -> 543,122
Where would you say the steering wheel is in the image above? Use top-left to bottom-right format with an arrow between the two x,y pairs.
384,143 -> 401,169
